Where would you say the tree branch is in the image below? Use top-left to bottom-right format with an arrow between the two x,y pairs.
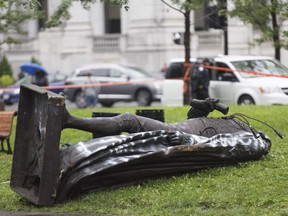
161,0 -> 184,15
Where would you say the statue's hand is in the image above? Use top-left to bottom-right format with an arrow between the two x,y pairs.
166,130 -> 183,145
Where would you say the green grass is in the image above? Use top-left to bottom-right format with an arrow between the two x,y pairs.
1,105 -> 288,215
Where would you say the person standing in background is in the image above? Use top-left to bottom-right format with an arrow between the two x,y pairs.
161,63 -> 168,78
32,69 -> 48,87
191,58 -> 210,100
83,71 -> 100,108
17,71 -> 25,80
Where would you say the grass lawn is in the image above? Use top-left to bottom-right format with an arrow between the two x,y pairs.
0,105 -> 288,216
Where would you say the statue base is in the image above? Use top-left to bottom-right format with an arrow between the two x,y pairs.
10,84 -> 65,206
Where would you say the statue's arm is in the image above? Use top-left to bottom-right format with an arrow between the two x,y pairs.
164,131 -> 206,146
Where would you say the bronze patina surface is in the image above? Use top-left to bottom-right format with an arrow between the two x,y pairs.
10,85 -> 273,206
10,84 -> 65,206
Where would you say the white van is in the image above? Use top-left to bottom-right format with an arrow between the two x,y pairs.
167,55 -> 288,105
209,55 -> 288,105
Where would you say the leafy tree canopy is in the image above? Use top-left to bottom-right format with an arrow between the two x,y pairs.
161,0 -> 204,14
0,0 -> 128,46
229,0 -> 288,49
31,56 -> 41,65
0,0 -> 42,46
0,55 -> 13,77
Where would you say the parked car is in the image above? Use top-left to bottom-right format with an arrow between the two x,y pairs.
63,63 -> 163,108
0,73 -> 67,105
167,55 -> 288,105
166,57 -> 197,79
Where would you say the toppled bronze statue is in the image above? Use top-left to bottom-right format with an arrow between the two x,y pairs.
10,84 -> 283,206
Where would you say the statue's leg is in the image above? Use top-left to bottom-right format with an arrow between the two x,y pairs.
187,98 -> 229,119
63,110 -> 175,135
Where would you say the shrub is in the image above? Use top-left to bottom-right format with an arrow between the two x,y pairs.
0,74 -> 14,87
31,56 -> 42,65
0,56 -> 13,77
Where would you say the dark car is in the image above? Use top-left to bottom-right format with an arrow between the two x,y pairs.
64,63 -> 163,108
166,58 -> 197,79
0,73 -> 67,105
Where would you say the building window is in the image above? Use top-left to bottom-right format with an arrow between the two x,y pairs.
104,3 -> 121,34
38,0 -> 48,31
194,0 -> 226,31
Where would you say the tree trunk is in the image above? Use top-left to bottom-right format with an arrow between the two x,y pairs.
219,0 -> 228,55
183,10 -> 191,105
184,11 -> 191,63
270,0 -> 281,61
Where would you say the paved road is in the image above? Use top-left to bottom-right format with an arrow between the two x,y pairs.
4,100 -> 77,111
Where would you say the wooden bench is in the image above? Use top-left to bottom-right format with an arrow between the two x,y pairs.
0,111 -> 17,154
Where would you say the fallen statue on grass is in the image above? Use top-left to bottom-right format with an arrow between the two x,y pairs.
10,84 -> 284,206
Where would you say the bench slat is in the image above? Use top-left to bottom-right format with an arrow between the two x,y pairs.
0,111 -> 17,154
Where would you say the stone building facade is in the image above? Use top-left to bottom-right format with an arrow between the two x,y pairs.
2,0 -> 286,77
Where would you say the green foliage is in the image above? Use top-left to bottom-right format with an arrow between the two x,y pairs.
0,0 -> 42,47
0,56 -> 14,86
0,74 -> 14,87
167,0 -> 203,12
30,56 -> 41,65
100,0 -> 129,10
45,0 -> 72,28
1,105 -> 288,215
0,56 -> 13,77
46,0 -> 129,28
229,0 -> 288,50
